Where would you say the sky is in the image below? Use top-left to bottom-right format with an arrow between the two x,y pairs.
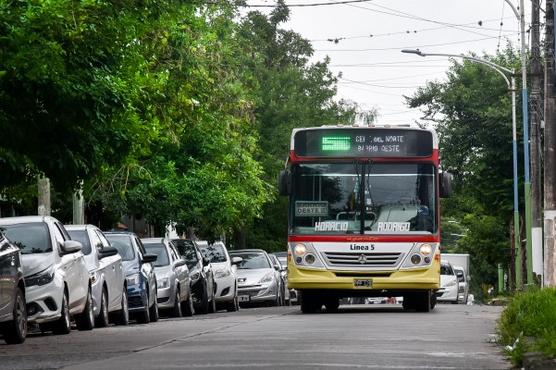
245,0 -> 533,126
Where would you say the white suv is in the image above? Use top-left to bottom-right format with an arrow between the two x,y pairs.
0,216 -> 94,334
200,241 -> 239,312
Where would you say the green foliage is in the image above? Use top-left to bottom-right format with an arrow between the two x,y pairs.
238,1 -> 358,250
408,47 -> 521,298
498,288 -> 556,365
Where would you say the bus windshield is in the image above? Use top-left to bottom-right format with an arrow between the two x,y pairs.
291,163 -> 436,235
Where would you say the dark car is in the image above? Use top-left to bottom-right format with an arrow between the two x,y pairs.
172,239 -> 216,314
104,232 -> 159,324
0,232 -> 26,344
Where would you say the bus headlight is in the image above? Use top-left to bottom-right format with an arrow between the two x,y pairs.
290,243 -> 324,269
401,243 -> 438,269
294,243 -> 307,256
419,244 -> 432,255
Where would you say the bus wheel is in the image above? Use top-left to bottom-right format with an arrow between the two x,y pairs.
300,291 -> 322,314
324,298 -> 340,312
416,291 -> 432,312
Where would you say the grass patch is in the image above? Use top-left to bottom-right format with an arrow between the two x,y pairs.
497,287 -> 556,366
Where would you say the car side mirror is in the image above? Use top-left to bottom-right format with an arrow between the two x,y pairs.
202,257 -> 210,267
62,240 -> 82,254
142,254 -> 158,263
175,259 -> 187,268
278,170 -> 291,196
440,171 -> 453,198
99,246 -> 119,259
273,264 -> 280,271
231,256 -> 243,265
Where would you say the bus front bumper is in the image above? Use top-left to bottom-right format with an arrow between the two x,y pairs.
288,263 -> 440,291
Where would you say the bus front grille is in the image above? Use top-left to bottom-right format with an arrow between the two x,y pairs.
323,251 -> 402,267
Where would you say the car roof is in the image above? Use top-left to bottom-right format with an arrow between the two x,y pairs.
65,224 -> 98,231
141,238 -> 166,244
0,215 -> 54,225
230,249 -> 267,254
104,231 -> 137,236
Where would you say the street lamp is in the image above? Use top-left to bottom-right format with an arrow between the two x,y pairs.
504,0 -> 533,287
401,49 -> 521,289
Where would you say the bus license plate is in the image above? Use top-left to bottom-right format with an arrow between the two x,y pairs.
238,295 -> 250,302
354,279 -> 372,288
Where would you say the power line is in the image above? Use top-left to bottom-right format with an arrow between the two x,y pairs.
316,32 -> 518,52
243,0 -> 374,7
310,16 -> 520,43
344,2 -> 528,38
339,77 -> 422,89
496,0 -> 506,51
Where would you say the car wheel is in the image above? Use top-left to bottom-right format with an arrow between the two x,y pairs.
208,289 -> 216,314
196,284 -> 210,315
181,292 -> 195,317
149,298 -> 159,322
113,289 -> 129,325
226,296 -> 239,312
135,291 -> 151,324
2,287 -> 27,344
76,287 -> 95,331
52,291 -> 71,334
96,288 -> 110,328
172,289 -> 183,317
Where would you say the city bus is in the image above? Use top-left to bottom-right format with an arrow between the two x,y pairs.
278,125 -> 452,313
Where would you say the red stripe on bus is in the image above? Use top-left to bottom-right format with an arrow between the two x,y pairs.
287,235 -> 439,243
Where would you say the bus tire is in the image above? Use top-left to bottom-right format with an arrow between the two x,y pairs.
416,290 -> 432,312
300,291 -> 321,314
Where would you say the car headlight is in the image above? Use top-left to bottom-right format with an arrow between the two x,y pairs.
445,280 -> 457,287
215,269 -> 231,279
126,273 -> 141,286
419,244 -> 433,255
157,278 -> 170,289
290,243 -> 325,269
259,272 -> 274,284
190,271 -> 200,281
25,268 -> 55,287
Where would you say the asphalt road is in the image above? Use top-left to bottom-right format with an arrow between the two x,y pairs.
0,304 -> 509,370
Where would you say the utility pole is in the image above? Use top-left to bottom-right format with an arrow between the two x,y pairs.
72,181 -> 85,225
37,176 -> 51,216
530,0 -> 544,283
544,0 -> 556,287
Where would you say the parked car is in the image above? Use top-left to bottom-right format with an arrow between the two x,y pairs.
0,216 -> 93,334
172,239 -> 216,314
199,241 -> 239,312
269,253 -> 288,305
438,261 -> 459,304
0,232 -> 27,344
142,238 -> 193,317
229,249 -> 281,307
272,251 -> 298,304
104,232 -> 159,323
453,265 -> 469,304
66,225 -> 128,326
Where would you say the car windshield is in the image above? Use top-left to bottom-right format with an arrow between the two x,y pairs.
105,234 -> 136,261
0,223 -> 52,254
144,243 -> 170,267
202,244 -> 228,263
231,252 -> 270,269
291,163 -> 436,235
441,264 -> 454,275
67,230 -> 92,255
173,240 -> 198,268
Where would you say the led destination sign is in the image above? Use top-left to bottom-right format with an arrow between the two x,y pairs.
294,128 -> 433,158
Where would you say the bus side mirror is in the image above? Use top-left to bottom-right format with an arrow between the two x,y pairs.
278,170 -> 291,196
440,171 -> 453,198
